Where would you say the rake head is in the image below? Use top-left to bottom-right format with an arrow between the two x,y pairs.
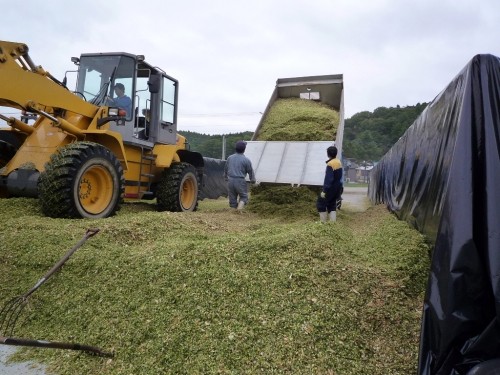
0,296 -> 29,337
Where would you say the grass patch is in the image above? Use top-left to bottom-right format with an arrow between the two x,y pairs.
0,198 -> 429,374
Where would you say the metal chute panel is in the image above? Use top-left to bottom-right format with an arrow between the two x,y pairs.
244,141 -> 334,186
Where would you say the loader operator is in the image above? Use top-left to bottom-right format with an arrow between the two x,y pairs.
107,83 -> 132,117
224,141 -> 256,210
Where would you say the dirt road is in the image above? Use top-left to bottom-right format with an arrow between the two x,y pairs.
341,186 -> 371,212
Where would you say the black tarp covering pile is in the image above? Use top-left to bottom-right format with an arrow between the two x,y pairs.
199,157 -> 228,200
368,54 -> 500,375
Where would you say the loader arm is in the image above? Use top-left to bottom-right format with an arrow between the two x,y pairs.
0,40 -> 97,119
0,40 -> 128,201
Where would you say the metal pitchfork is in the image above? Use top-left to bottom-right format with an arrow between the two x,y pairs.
0,228 -> 100,337
0,228 -> 113,357
0,228 -> 112,357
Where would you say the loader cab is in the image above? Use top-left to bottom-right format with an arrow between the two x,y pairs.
74,52 -> 178,146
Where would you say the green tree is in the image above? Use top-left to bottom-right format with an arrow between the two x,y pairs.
178,131 -> 253,159
343,103 -> 427,162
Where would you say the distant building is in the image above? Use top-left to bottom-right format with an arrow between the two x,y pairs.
344,159 -> 373,183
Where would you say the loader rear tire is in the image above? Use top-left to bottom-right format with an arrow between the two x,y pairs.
157,162 -> 199,212
0,131 -> 23,168
39,142 -> 124,219
0,141 -> 16,169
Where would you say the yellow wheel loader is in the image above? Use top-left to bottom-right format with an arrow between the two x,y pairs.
0,40 -> 204,218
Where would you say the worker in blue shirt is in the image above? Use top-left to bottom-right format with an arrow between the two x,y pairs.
317,145 -> 343,222
224,141 -> 256,210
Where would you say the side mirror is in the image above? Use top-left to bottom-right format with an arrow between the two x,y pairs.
148,75 -> 161,94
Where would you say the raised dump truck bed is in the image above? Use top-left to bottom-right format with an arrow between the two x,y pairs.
248,74 -> 344,186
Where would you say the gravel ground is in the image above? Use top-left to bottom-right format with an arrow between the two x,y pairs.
0,345 -> 47,375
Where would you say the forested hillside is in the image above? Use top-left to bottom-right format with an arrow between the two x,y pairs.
178,130 -> 253,159
342,103 -> 428,162
179,103 -> 427,162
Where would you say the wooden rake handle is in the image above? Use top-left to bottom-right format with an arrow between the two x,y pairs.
0,335 -> 114,357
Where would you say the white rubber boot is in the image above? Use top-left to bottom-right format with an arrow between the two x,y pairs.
237,201 -> 245,210
319,212 -> 327,223
329,211 -> 337,222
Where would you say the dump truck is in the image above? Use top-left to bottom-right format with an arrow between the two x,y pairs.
0,40 -> 204,218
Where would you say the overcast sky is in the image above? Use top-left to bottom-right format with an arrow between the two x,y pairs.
2,0 -> 499,134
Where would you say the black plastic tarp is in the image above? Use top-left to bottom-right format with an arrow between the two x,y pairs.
368,54 -> 500,375
199,157 -> 228,200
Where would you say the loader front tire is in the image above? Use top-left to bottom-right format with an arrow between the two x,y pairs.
157,162 -> 199,212
39,142 -> 124,219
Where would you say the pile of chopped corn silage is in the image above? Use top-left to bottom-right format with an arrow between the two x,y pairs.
0,197 -> 430,375
248,97 -> 339,216
254,98 -> 339,141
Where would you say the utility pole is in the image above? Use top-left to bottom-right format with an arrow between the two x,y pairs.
222,134 -> 226,160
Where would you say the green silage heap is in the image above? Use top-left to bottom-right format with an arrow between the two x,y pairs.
249,98 -> 337,217
255,98 -> 339,141
248,184 -> 319,219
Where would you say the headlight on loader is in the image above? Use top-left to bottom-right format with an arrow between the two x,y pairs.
108,107 -> 120,116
